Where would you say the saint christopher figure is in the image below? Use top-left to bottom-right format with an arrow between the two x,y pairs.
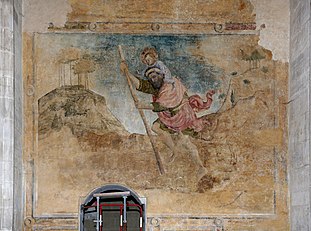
120,47 -> 215,180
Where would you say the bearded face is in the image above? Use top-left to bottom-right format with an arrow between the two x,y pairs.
148,72 -> 164,90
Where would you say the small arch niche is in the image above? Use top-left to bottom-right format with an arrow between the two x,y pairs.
80,184 -> 146,231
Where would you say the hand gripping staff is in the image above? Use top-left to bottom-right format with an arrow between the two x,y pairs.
118,45 -> 165,175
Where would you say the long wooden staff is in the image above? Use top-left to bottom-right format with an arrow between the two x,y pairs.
118,45 -> 165,175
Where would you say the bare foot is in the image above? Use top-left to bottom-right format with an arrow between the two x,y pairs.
169,152 -> 176,163
197,167 -> 208,180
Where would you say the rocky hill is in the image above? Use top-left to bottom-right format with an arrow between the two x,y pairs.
38,86 -> 128,139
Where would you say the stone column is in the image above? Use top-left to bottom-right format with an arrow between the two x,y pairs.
0,0 -> 23,230
289,0 -> 311,230
13,0 -> 23,229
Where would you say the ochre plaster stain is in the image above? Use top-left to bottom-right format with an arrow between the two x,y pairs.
67,0 -> 255,23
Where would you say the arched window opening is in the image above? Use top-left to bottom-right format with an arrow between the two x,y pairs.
80,184 -> 146,231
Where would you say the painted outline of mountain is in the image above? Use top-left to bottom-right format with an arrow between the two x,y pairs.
38,86 -> 128,139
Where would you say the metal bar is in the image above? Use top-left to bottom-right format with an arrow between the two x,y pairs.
100,204 -> 103,231
96,197 -> 100,231
94,191 -> 130,198
120,213 -> 123,230
139,206 -> 143,231
100,203 -> 141,208
123,196 -> 127,228
84,204 -> 143,212
140,216 -> 143,230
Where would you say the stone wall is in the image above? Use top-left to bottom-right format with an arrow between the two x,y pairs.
0,0 -> 14,229
0,0 -> 23,230
289,0 -> 311,230
13,0 -> 23,229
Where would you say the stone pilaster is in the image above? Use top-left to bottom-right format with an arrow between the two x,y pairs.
0,0 -> 23,230
13,0 -> 23,229
289,0 -> 311,230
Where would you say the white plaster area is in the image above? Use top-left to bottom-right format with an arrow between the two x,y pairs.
23,0 -> 72,33
250,0 -> 290,62
22,0 -> 290,63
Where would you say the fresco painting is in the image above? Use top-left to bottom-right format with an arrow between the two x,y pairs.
33,33 -> 281,216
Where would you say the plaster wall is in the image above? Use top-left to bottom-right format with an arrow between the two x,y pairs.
23,0 -> 290,63
250,0 -> 289,62
22,1 -> 290,230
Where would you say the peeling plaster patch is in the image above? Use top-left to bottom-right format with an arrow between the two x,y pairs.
250,0 -> 289,62
23,0 -> 72,33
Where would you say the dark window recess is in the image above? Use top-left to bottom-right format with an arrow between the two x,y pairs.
80,184 -> 146,231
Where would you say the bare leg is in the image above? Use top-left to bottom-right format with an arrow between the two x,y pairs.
179,134 -> 207,180
152,122 -> 207,180
151,122 -> 178,161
